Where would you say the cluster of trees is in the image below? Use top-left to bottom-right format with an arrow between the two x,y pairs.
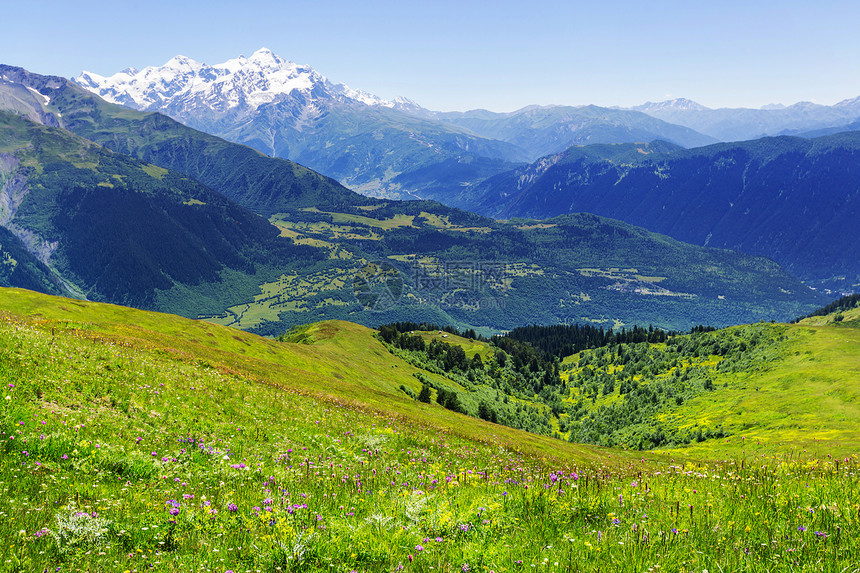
793,293 -> 860,321
563,325 -> 777,449
379,324 -> 562,397
500,323 -> 678,360
378,327 -> 484,373
379,324 -> 559,435
378,319 -> 780,450
378,322 -> 484,341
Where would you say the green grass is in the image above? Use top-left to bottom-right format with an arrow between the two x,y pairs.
0,288 -> 602,460
798,304 -> 860,328
672,323 -> 860,457
1,288 -> 859,572
204,267 -> 359,330
300,208 -> 417,230
555,321 -> 860,458
409,330 -> 494,361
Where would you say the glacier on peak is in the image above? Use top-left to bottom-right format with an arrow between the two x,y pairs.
73,48 -> 407,114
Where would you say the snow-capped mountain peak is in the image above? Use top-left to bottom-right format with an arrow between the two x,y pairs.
163,54 -> 202,71
247,47 -> 281,64
73,48 -> 410,115
633,98 -> 711,112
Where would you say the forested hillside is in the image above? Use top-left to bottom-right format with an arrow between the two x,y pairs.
471,136 -> 860,292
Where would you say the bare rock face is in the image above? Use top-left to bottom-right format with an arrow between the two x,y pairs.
0,153 -> 58,266
0,153 -> 28,226
0,69 -> 62,129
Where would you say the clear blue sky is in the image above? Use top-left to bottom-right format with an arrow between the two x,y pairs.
4,0 -> 859,112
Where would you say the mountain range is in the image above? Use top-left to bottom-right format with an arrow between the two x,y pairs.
468,136 -> 860,292
0,64 -> 827,333
73,49 -> 718,201
0,104 -> 324,310
631,97 -> 860,141
74,49 -> 526,200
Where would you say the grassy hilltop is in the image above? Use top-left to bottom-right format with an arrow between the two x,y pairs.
0,288 -> 859,572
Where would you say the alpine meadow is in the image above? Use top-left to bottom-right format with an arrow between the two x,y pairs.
1,5 -> 860,572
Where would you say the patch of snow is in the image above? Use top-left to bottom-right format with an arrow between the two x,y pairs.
25,85 -> 50,105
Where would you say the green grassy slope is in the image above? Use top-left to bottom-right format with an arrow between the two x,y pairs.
1,289 -> 859,572
0,288 -> 607,461
797,293 -> 860,327
554,321 -> 860,457
675,323 -> 860,455
376,317 -> 860,457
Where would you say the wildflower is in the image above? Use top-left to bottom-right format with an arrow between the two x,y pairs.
798,526 -> 807,532
415,545 -> 424,552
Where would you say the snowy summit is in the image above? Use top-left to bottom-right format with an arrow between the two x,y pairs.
74,48 -> 415,115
